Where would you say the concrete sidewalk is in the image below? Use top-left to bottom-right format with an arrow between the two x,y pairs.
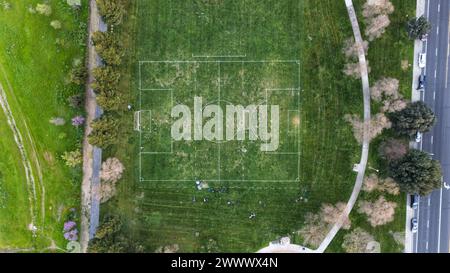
404,0 -> 426,254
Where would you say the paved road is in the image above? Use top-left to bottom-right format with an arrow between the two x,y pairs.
413,0 -> 450,253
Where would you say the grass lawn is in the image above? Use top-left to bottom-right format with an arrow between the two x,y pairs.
326,0 -> 415,253
103,0 -> 364,253
0,0 -> 87,250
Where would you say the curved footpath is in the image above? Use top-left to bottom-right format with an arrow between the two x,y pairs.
79,0 -> 106,253
258,0 -> 371,253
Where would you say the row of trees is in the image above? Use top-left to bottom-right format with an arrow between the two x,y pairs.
88,0 -> 127,149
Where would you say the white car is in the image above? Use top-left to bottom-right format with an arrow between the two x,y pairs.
419,53 -> 426,68
415,132 -> 423,143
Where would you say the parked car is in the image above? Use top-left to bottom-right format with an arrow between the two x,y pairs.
417,75 -> 426,90
415,132 -> 423,143
410,194 -> 419,209
411,218 -> 418,233
419,53 -> 426,68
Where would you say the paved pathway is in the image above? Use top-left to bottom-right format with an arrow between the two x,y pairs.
80,0 -> 105,253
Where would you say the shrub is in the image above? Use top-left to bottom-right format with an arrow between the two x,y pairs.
61,150 -> 82,167
36,3 -> 52,16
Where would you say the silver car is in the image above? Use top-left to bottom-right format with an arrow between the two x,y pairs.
411,218 -> 418,233
419,53 -> 426,68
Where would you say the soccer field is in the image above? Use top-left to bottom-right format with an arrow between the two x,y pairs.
119,0 -> 360,252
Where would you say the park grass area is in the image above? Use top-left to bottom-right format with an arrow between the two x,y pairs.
0,1 -> 87,250
103,0 -> 365,253
326,0 -> 415,253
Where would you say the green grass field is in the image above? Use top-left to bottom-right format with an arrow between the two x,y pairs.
103,0 -> 366,253
0,0 -> 87,250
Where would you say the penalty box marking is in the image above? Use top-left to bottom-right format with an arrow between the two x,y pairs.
138,60 -> 301,183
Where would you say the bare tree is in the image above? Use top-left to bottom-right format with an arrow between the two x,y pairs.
343,38 -> 369,60
378,177 -> 400,195
100,158 -> 125,203
363,173 -> 400,195
381,98 -> 408,113
320,202 -> 351,229
101,157 -> 124,183
299,202 -> 351,248
358,196 -> 397,227
345,113 -> 391,143
362,0 -> 394,18
343,62 -> 371,79
363,173 -> 380,193
378,138 -> 409,161
365,15 -> 391,41
370,77 -> 400,102
298,213 -> 329,248
342,228 -> 375,253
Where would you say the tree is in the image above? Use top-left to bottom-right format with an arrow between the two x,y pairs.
88,216 -> 144,253
389,149 -> 442,196
69,65 -> 87,85
320,202 -> 351,229
362,0 -> 394,18
390,101 -> 436,137
96,90 -> 126,111
61,150 -> 82,167
343,62 -> 371,79
88,115 -> 120,149
92,31 -> 124,65
342,38 -> 369,60
378,138 -> 408,161
298,213 -> 328,248
365,14 -> 391,41
362,0 -> 394,41
96,0 -> 126,26
92,66 -> 121,93
342,228 -> 375,253
370,77 -> 399,102
357,196 -> 397,227
101,158 -> 124,183
407,16 -> 432,40
36,3 -> 52,16
345,113 -> 391,143
363,174 -> 400,195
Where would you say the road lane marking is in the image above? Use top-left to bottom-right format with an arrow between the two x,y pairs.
438,187 -> 443,252
415,195 -> 421,253
435,69 -> 437,78
438,3 -> 440,12
436,48 -> 439,56
427,220 -> 430,228
431,135 -> 434,144
444,182 -> 450,190
438,26 -> 440,35
433,91 -> 436,100
446,15 -> 450,88
428,197 -> 431,206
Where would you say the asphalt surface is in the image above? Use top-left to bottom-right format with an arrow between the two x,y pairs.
413,0 -> 450,253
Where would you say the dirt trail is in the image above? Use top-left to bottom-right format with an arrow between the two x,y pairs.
0,69 -> 39,234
